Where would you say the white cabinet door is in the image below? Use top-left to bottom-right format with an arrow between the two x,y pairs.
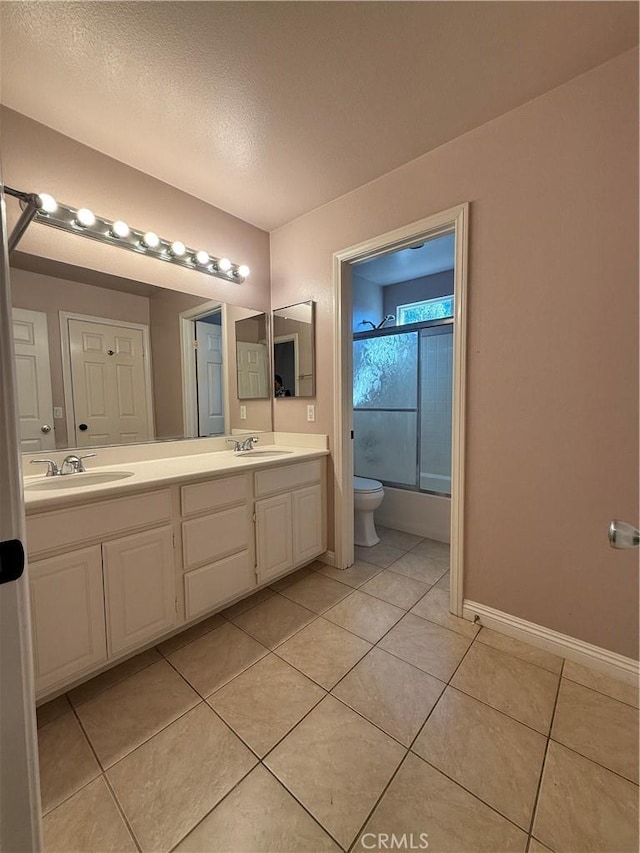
255,493 -> 293,583
29,545 -> 107,693
103,526 -> 176,656
292,484 -> 324,566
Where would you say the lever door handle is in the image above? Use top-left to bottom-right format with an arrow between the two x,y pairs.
608,520 -> 640,549
0,539 -> 25,584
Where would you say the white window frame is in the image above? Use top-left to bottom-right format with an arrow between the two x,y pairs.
396,295 -> 454,326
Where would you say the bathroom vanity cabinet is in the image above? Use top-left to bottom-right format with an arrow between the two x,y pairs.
25,454 -> 327,699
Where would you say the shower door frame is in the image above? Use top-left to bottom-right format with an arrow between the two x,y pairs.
332,203 -> 468,617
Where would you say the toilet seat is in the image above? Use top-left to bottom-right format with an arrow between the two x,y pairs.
354,476 -> 383,493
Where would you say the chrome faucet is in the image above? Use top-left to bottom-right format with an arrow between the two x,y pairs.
30,459 -> 60,477
60,454 -> 96,474
226,436 -> 259,453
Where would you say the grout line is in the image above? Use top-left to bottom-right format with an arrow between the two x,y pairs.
65,650 -> 165,710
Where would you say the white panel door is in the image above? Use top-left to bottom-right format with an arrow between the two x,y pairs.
237,341 -> 268,399
12,307 -> 55,452
102,526 -> 176,655
29,546 -> 107,693
68,318 -> 152,447
196,321 -> 224,436
255,493 -> 294,583
292,484 -> 324,565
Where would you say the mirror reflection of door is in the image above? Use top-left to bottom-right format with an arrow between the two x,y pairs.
195,312 -> 225,436
237,341 -> 269,398
66,316 -> 153,447
273,338 -> 297,397
11,307 -> 56,451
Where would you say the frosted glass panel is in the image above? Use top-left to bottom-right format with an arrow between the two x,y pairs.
419,329 -> 453,495
353,333 -> 417,409
354,411 -> 417,486
398,296 -> 454,325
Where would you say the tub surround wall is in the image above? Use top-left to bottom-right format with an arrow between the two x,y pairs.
375,488 -> 451,544
270,50 -> 639,659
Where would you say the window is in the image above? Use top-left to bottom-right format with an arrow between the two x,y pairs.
397,295 -> 454,325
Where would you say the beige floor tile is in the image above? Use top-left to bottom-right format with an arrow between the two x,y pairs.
108,703 -> 256,853
265,695 -> 405,849
413,687 -> 547,829
280,572 -> 352,613
168,621 -> 268,696
174,765 -> 340,852
563,659 -> 639,708
354,542 -> 405,568
37,694 -> 71,729
379,613 -> 472,681
377,526 -> 424,551
208,654 -> 324,756
388,550 -> 449,584
354,753 -> 527,852
410,538 -> 451,561
411,587 -> 480,638
315,559 -> 383,588
231,594 -> 316,649
269,565 -> 315,591
323,590 -> 404,643
157,613 -> 225,656
333,647 -> 445,745
435,571 -> 450,591
528,839 -> 553,852
43,776 -> 136,853
360,569 -> 431,610
276,617 -> 371,689
38,712 -> 101,814
68,647 -> 162,707
75,659 -> 199,768
476,628 -> 563,675
552,679 -> 639,782
451,642 -> 559,734
533,741 -> 639,853
220,587 -> 275,619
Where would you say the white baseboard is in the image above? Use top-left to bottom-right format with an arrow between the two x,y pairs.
463,600 -> 639,687
320,550 -> 336,567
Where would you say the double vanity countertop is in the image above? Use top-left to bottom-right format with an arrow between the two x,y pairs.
23,443 -> 329,512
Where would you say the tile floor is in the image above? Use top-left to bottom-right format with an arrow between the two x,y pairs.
37,527 -> 639,853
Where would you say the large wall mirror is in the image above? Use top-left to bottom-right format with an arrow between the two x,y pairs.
272,300 -> 315,398
10,253 -> 272,452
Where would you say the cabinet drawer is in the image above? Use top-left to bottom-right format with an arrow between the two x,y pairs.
184,551 -> 254,620
26,490 -> 172,557
255,460 -> 322,497
182,505 -> 248,570
181,475 -> 248,517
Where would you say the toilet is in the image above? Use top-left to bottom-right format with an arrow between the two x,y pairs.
354,476 -> 385,547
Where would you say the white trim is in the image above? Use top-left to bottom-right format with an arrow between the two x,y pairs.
464,600 -> 640,687
273,333 -> 300,396
333,203 -> 469,619
319,550 -> 336,567
59,311 -> 155,447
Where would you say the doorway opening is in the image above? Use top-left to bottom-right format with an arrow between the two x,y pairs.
333,204 -> 468,615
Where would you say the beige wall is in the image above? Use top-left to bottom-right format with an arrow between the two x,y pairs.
1,108 -> 271,312
270,50 -> 639,659
10,266 -> 150,448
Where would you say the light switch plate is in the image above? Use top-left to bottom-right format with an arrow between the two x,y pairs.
53,407 -> 63,419
240,405 -> 247,420
307,404 -> 315,422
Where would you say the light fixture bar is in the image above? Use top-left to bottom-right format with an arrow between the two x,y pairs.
21,195 -> 249,282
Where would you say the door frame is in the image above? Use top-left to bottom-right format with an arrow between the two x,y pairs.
59,311 -> 155,447
273,332 -> 300,396
179,301 -> 228,437
333,203 -> 469,616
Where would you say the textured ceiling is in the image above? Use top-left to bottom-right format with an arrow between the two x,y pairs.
0,2 -> 637,231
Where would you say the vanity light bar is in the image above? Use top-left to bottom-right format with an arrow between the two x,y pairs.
27,195 -> 250,282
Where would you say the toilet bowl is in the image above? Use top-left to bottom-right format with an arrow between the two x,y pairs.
354,476 -> 385,547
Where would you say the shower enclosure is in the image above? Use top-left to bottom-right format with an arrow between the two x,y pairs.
353,319 -> 453,496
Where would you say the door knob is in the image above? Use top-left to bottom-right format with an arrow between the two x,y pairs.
608,520 -> 640,549
40,424 -> 52,433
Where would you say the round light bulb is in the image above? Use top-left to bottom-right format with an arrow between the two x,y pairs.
37,193 -> 58,214
238,265 -> 250,278
195,250 -> 210,266
76,208 -> 96,228
142,231 -> 160,249
170,241 -> 186,257
218,257 -> 231,272
111,220 -> 130,239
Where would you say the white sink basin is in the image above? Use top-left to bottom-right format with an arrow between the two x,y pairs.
235,450 -> 293,458
25,471 -> 135,491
